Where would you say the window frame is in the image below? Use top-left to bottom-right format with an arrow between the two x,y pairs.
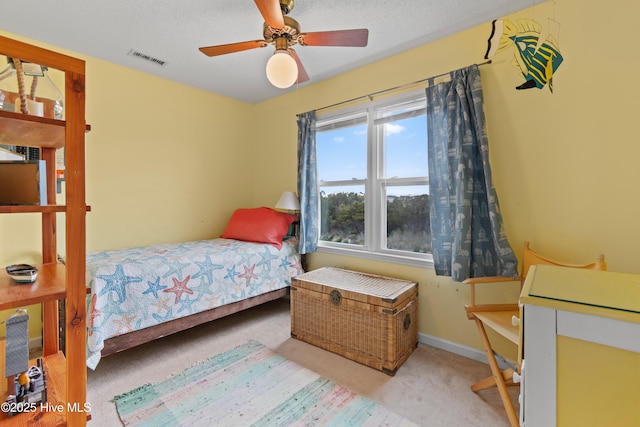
315,89 -> 433,268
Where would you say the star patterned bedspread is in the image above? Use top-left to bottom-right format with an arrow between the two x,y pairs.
86,237 -> 302,369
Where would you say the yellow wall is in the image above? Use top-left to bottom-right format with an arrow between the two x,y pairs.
0,32 -> 256,342
83,57 -> 255,251
2,0 -> 639,357
250,0 -> 640,357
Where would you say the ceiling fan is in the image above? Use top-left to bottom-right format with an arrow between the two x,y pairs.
199,0 -> 369,88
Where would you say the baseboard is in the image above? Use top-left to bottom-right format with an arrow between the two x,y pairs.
29,337 -> 42,354
419,332 -> 487,363
418,332 -> 515,370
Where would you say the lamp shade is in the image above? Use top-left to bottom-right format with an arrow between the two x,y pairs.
275,191 -> 300,211
266,51 -> 298,89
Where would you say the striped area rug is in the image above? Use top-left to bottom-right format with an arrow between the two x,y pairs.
113,340 -> 417,426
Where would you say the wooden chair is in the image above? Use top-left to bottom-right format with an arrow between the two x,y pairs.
463,242 -> 606,427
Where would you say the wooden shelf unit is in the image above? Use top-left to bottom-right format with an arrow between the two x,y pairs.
0,206 -> 91,214
0,264 -> 67,310
0,110 -> 91,149
0,35 -> 89,426
0,110 -> 66,148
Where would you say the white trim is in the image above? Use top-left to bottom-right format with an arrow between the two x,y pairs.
523,305 -> 557,427
419,332 -> 486,363
557,310 -> 640,353
317,244 -> 434,268
418,332 -> 514,370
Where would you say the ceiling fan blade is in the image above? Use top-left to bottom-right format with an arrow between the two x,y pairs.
254,0 -> 285,29
199,40 -> 268,57
289,49 -> 309,84
299,29 -> 369,47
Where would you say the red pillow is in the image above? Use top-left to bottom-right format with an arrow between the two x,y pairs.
221,207 -> 297,249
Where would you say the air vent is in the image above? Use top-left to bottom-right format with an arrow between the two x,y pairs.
127,49 -> 167,67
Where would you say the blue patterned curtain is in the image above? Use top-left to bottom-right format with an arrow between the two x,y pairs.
427,65 -> 518,282
297,111 -> 319,254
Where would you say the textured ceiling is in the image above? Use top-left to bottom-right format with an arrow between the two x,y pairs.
0,0 -> 544,104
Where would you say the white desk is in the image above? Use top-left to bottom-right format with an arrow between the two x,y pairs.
520,265 -> 640,427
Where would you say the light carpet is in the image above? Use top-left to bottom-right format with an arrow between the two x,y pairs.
113,340 -> 417,426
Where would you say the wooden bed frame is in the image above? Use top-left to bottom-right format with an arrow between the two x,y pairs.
100,287 -> 290,357
59,287 -> 290,359
79,232 -> 303,363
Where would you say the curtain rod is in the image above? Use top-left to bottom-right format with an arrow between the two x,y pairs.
300,60 -> 492,116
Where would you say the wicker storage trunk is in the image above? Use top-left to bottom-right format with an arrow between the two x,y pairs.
291,267 -> 418,375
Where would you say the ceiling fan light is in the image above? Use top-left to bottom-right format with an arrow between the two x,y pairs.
266,51 -> 298,89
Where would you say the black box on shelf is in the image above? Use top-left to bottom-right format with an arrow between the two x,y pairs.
0,160 -> 47,205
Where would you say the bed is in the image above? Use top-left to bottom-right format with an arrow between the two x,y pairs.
85,207 -> 303,369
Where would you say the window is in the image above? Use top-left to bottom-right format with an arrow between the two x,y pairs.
316,90 -> 431,267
